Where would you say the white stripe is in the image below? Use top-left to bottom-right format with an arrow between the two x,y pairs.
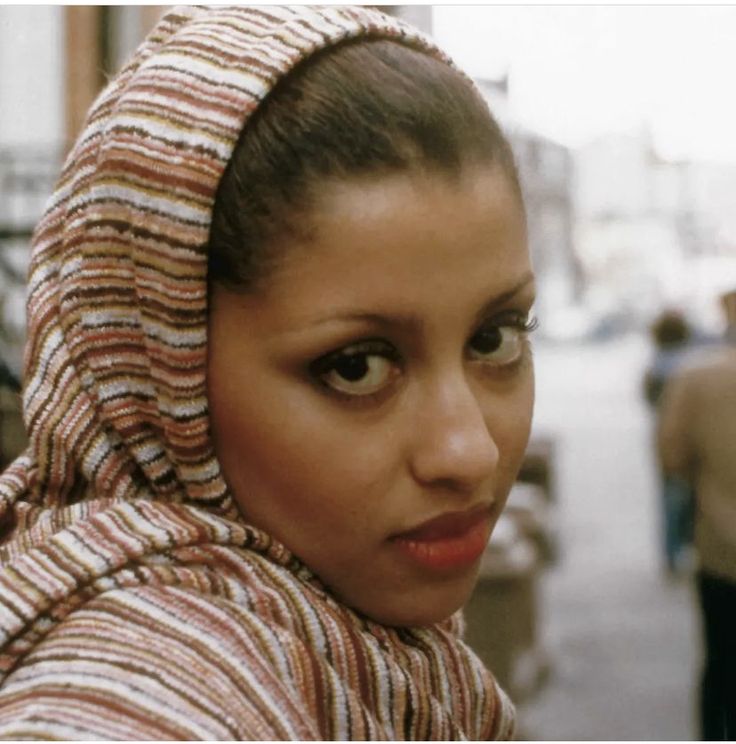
88,180 -> 210,223
2,667 -> 221,739
54,531 -> 110,577
141,50 -> 272,100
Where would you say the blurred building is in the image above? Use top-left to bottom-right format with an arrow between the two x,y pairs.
515,131 -> 580,321
0,7 -> 166,376
0,8 -> 61,377
476,78 -> 580,326
574,129 -> 736,333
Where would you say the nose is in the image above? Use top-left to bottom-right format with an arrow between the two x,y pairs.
409,373 -> 499,492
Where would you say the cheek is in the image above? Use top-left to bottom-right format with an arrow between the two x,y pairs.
490,371 -> 535,484
210,374 -> 399,529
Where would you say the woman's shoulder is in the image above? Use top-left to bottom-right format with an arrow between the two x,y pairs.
0,499 -> 326,739
0,580 -> 322,739
0,499 -> 291,660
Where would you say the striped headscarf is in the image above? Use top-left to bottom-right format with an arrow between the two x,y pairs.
0,6 -> 515,739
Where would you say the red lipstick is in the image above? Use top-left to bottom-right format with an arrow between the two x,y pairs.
391,505 -> 492,572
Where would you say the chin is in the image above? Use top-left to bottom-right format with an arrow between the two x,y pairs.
350,568 -> 481,629
379,604 -> 461,629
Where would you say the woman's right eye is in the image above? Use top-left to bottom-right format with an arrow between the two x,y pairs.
310,341 -> 400,398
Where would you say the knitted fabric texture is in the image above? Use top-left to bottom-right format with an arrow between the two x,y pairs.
0,6 -> 515,739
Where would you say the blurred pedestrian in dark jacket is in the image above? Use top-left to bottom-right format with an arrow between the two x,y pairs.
0,359 -> 19,394
644,309 -> 695,574
658,289 -> 736,741
0,357 -> 24,470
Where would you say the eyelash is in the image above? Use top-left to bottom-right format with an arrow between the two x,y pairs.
309,313 -> 538,404
493,314 -> 538,336
468,313 -> 537,363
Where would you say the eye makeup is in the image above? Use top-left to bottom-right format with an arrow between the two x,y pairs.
308,339 -> 402,403
468,312 -> 538,367
305,309 -> 538,405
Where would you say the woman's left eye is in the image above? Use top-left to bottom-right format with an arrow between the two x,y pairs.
468,315 -> 537,366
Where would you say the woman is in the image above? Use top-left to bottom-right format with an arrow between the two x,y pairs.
0,6 -> 535,739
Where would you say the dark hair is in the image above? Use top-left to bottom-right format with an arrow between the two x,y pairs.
651,310 -> 690,348
209,38 -> 522,291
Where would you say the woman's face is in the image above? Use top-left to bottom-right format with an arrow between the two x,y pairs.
207,165 -> 534,626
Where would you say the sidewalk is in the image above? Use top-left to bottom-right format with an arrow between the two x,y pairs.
516,335 -> 699,740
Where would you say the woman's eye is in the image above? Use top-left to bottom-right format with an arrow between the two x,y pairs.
468,317 -> 536,366
311,342 -> 400,397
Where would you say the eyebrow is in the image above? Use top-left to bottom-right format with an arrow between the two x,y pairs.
304,270 -> 536,333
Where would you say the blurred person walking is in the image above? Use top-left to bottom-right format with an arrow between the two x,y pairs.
658,289 -> 736,741
0,358 -> 23,470
644,310 -> 695,574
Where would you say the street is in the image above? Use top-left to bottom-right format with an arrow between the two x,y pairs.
518,334 -> 699,740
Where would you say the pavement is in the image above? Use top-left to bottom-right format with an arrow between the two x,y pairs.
514,334 -> 700,741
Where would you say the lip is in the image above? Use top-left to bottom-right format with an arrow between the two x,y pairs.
390,504 -> 493,572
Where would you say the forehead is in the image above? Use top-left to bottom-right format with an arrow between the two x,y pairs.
254,166 -> 531,318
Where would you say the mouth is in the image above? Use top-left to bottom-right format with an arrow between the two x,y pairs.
390,504 -> 493,572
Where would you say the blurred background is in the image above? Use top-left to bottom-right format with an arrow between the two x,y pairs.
1,5 -> 736,740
